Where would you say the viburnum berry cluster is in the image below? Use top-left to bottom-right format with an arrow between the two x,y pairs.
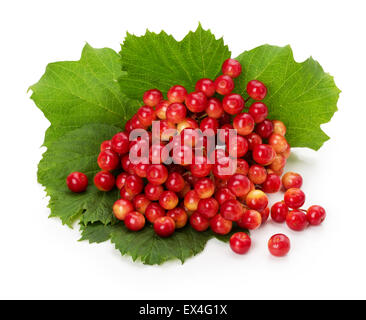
66,58 -> 326,258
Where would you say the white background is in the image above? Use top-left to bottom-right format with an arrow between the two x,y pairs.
1,0 -> 365,300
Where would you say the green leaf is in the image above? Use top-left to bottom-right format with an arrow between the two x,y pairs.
119,24 -> 230,99
234,45 -> 340,150
38,124 -> 121,226
30,44 -> 139,145
79,223 -> 116,244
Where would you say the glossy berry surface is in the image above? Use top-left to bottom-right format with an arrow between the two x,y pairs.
269,133 -> 289,154
205,98 -> 224,119
215,187 -> 236,205
246,80 -> 267,100
307,205 -> 326,225
144,183 -> 164,201
116,172 -> 128,190
255,119 -> 274,138
252,144 -> 276,165
154,217 -> 175,237
214,75 -> 234,95
165,172 -> 185,192
143,89 -> 163,107
210,214 -> 232,235
197,197 -> 219,219
284,188 -> 306,209
146,164 -> 168,185
124,211 -> 145,231
159,191 -> 179,210
125,174 -> 144,195
194,178 -> 215,199
249,102 -> 268,123
286,210 -> 308,231
233,113 -> 255,136
248,165 -> 267,185
195,78 -> 216,97
221,199 -> 244,221
137,105 -> 156,127
189,212 -> 210,232
261,173 -> 281,193
145,202 -> 165,223
113,199 -> 134,221
271,201 -> 289,223
222,59 -> 242,78
167,85 -> 187,103
111,132 -> 129,155
185,91 -> 207,113
228,174 -> 251,197
100,140 -> 112,152
245,190 -> 268,212
166,103 -> 187,124
282,172 -> 303,190
184,190 -> 200,211
94,171 -> 115,191
272,120 -> 287,136
133,194 -> 151,215
238,209 -> 262,230
66,172 -> 88,193
167,207 -> 188,229
222,93 -> 245,115
268,234 -> 290,257
230,232 -> 251,254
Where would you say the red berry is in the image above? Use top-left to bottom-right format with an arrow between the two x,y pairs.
190,155 -> 212,178
271,201 -> 289,223
125,174 -> 144,195
131,114 -> 147,130
307,205 -> 326,225
167,85 -> 187,103
233,113 -> 255,136
116,172 -> 128,190
143,89 -> 163,107
100,140 -> 112,152
221,199 -> 244,221
146,164 -> 168,185
185,91 -> 207,113
200,117 -> 219,134
124,119 -> 134,133
167,208 -> 188,229
184,190 -> 200,211
165,172 -> 185,192
284,188 -> 305,209
272,120 -> 287,136
177,118 -> 199,132
248,102 -> 268,123
94,171 -> 115,191
97,150 -> 119,171
268,133 -> 289,154
137,105 -> 156,127
121,155 -> 135,174
159,190 -> 179,210
226,135 -> 249,158
255,119 -> 274,138
66,172 -> 88,193
155,100 -> 170,120
222,94 -> 245,115
144,183 -> 164,201
260,207 -> 270,224
245,190 -> 268,212
246,133 -> 262,151
246,80 -> 267,100
268,234 -> 290,257
145,202 -> 165,223
195,78 -> 216,97
124,211 -> 145,231
228,174 -> 251,197
194,178 -> 215,199
205,98 -> 224,119
237,209 -> 262,230
282,172 -> 303,190
236,159 -> 249,175
252,144 -> 276,165
230,232 -> 251,254
214,75 -> 234,95
166,103 -> 187,124
133,194 -> 151,215
286,210 -> 308,231
120,186 -> 134,201
113,199 -> 134,221
154,217 -> 175,237
261,173 -> 281,193
134,160 -> 149,178
222,59 -> 242,78
189,212 -> 210,232
197,197 -> 219,219
111,132 -> 129,155
215,187 -> 236,205
248,164 -> 267,184
269,154 -> 286,172
210,214 -> 232,235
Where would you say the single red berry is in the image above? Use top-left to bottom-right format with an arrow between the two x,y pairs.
137,105 -> 156,127
166,103 -> 187,124
307,205 -> 326,225
121,155 -> 135,174
236,159 -> 249,175
268,234 -> 290,257
145,202 -> 165,223
255,119 -> 274,139
233,113 -> 255,136
248,164 -> 267,185
246,133 -> 262,151
125,174 -> 144,195
124,119 -> 134,133
155,100 -> 170,120
66,172 -> 88,193
190,155 -> 212,178
210,214 -> 232,235
269,154 -> 286,173
189,212 -> 210,232
144,183 -> 164,201
214,75 -> 234,95
167,207 -> 188,229
221,199 -> 244,221
215,187 -> 236,205
100,140 -> 112,152
284,188 -> 306,209
113,199 -> 134,221
271,201 -> 289,223
248,102 -> 268,123
245,190 -> 268,212
237,209 -> 262,230
94,171 -> 115,191
185,91 -> 207,113
167,85 -> 187,103
205,98 -> 224,119
226,135 -> 249,158
197,197 -> 219,219
260,207 -> 270,224
97,149 -> 120,171
222,94 -> 245,115
165,172 -> 185,193
131,114 -> 147,130
230,232 -> 251,254
286,210 -> 308,231
272,120 -> 287,136
124,211 -> 145,231
228,174 -> 251,198
146,164 -> 168,185
261,173 -> 281,193
282,172 -> 303,190
194,178 -> 215,199
246,80 -> 267,100
120,186 -> 134,201
116,172 -> 128,190
133,194 -> 151,215
222,59 -> 242,78
159,190 -> 179,210
195,78 -> 216,97
143,89 -> 163,107
154,217 -> 175,237
252,144 -> 276,165
134,160 -> 149,178
111,132 -> 129,155
184,190 -> 200,211
200,117 -> 219,134
268,133 -> 289,154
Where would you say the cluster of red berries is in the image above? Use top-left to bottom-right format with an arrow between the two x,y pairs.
66,58 -> 326,258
